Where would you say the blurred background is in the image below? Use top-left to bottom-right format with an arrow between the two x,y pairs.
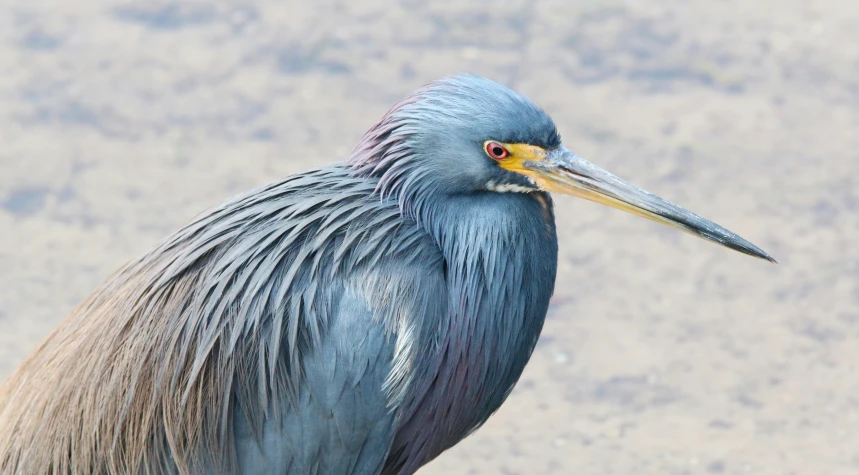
0,0 -> 857,473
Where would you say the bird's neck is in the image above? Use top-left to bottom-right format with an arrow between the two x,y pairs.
396,191 -> 559,465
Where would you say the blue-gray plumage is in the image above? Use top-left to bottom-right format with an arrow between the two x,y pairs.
0,75 -> 774,475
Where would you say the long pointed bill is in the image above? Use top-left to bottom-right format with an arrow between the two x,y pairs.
521,147 -> 776,262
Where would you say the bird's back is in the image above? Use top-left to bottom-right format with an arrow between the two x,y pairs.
0,165 -> 446,474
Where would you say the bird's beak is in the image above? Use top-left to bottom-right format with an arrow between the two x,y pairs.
521,147 -> 776,262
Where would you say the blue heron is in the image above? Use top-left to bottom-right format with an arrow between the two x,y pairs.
0,75 -> 773,474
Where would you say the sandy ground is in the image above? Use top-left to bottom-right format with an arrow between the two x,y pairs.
1,0 -> 858,473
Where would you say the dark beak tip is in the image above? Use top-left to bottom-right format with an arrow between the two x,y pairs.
742,245 -> 777,264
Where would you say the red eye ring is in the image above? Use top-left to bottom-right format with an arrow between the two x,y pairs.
485,141 -> 510,160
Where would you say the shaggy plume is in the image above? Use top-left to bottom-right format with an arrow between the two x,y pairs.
0,168 -> 439,474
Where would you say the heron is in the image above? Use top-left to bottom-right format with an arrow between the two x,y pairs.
0,74 -> 774,474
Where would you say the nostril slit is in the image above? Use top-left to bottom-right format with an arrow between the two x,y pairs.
558,165 -> 587,180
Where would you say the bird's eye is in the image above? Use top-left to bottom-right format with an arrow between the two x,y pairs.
485,142 -> 510,160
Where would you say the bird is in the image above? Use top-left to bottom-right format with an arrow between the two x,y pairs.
0,74 -> 774,475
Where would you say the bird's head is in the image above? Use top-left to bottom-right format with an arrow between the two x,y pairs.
349,74 -> 774,262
